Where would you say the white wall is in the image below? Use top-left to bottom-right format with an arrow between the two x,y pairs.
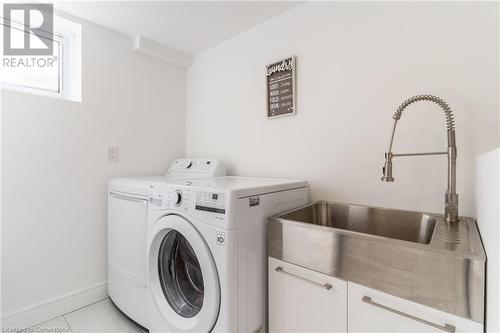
1,13 -> 186,323
186,1 -> 499,217
476,148 -> 500,333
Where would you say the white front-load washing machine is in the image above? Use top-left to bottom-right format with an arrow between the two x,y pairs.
146,177 -> 309,333
107,159 -> 225,329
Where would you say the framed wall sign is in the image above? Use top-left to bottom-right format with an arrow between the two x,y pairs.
266,56 -> 296,118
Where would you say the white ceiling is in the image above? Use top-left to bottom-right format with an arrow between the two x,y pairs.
54,1 -> 302,55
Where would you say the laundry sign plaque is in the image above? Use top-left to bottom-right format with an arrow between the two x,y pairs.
266,56 -> 296,118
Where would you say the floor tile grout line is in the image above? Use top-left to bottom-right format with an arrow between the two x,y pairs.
31,297 -> 140,333
62,314 -> 73,333
63,296 -> 109,317
25,296 -> 141,333
30,315 -> 65,329
31,297 -> 108,329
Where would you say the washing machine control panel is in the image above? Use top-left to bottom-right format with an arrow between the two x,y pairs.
195,192 -> 227,214
149,184 -> 189,209
149,184 -> 230,227
164,158 -> 226,180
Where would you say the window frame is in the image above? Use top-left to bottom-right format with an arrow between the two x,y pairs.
1,12 -> 81,101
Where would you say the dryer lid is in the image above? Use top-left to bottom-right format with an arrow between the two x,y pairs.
107,159 -> 226,196
169,176 -> 308,198
108,176 -> 166,196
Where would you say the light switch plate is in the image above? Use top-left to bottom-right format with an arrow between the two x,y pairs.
106,145 -> 119,162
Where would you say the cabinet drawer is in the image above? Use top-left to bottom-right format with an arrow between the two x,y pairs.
269,257 -> 347,333
348,282 -> 483,333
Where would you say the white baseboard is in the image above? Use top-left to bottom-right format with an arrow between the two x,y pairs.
1,281 -> 108,329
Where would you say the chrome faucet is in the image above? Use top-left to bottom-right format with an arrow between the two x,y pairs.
381,95 -> 459,223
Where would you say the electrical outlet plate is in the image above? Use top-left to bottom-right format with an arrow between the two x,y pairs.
106,145 -> 119,162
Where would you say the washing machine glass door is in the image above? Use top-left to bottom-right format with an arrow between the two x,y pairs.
149,214 -> 220,332
158,230 -> 204,318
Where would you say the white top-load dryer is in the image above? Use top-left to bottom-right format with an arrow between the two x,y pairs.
107,159 -> 225,329
146,177 -> 309,333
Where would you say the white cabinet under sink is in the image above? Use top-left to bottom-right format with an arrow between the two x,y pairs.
268,258 -> 483,333
348,282 -> 483,333
268,257 -> 347,333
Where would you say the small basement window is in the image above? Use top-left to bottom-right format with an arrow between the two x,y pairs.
0,8 -> 81,101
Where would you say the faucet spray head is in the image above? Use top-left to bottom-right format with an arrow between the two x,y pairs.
381,153 -> 394,182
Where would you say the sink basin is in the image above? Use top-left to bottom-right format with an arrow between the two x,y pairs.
268,201 -> 486,323
280,201 -> 436,244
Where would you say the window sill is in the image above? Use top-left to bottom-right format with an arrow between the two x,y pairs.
1,83 -> 81,103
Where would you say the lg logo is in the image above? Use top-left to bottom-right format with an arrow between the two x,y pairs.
3,3 -> 54,55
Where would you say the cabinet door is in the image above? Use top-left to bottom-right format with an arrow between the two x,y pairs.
348,282 -> 483,333
269,257 -> 347,333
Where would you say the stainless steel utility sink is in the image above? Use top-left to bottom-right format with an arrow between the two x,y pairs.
268,201 -> 486,323
280,201 -> 436,244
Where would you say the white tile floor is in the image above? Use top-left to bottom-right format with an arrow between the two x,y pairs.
30,298 -> 144,333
